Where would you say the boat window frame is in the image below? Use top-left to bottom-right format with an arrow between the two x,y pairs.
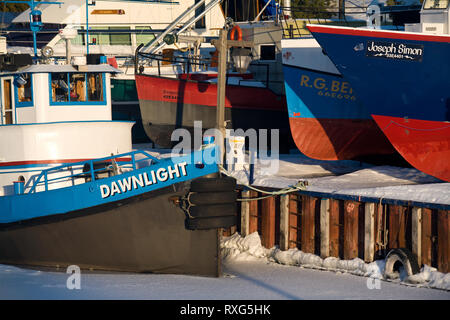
422,0 -> 450,10
259,44 -> 277,62
48,72 -> 107,106
14,73 -> 34,108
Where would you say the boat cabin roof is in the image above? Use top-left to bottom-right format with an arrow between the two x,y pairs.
0,64 -> 121,77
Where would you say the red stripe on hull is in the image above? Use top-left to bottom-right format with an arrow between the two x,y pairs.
135,74 -> 287,112
307,25 -> 450,43
289,117 -> 396,160
373,115 -> 450,181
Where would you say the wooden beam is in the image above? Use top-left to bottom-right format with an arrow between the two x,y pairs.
249,190 -> 259,234
344,200 -> 359,260
289,194 -> 299,249
388,205 -> 401,249
329,199 -> 341,258
437,210 -> 449,273
301,196 -> 316,254
412,207 -> 422,266
320,199 -> 330,258
261,196 -> 276,248
364,203 -> 375,262
240,190 -> 250,237
279,194 -> 290,251
421,208 -> 433,267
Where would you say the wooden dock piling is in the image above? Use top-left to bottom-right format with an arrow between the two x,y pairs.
229,188 -> 450,273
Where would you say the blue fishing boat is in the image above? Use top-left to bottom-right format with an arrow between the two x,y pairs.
308,0 -> 450,181
0,52 -> 236,277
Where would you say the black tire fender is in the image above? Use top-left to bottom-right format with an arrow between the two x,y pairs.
384,248 -> 420,279
188,191 -> 237,205
186,216 -> 237,230
190,177 -> 236,193
189,203 -> 237,218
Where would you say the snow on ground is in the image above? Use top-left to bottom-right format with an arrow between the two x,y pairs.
0,232 -> 449,300
222,232 -> 450,292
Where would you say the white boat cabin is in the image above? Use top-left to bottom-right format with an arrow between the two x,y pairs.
0,55 -> 133,196
0,63 -> 118,125
405,0 -> 450,34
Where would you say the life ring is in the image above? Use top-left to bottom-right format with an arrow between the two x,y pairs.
229,25 -> 242,41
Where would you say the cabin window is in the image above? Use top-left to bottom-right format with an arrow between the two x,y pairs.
195,0 -> 206,29
50,72 -> 105,105
14,74 -> 33,107
423,0 -> 449,9
90,27 -> 109,45
51,73 -> 69,102
87,73 -> 103,101
109,27 -> 132,46
72,27 -> 86,45
260,45 -> 276,61
69,73 -> 87,102
135,26 -> 155,46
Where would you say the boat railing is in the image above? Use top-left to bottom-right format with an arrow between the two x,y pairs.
279,5 -> 419,39
136,49 -> 212,76
25,150 -> 160,194
136,48 -> 280,91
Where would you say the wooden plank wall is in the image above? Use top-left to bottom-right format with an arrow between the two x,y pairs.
223,190 -> 450,273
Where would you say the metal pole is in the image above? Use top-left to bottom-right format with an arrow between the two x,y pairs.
65,38 -> 71,64
86,0 -> 89,55
216,28 -> 227,164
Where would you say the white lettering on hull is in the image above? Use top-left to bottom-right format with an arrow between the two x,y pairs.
100,162 -> 188,199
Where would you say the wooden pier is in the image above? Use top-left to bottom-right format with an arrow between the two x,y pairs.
224,187 -> 450,273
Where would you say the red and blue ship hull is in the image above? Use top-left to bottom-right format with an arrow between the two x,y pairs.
281,38 -> 395,161
308,25 -> 450,181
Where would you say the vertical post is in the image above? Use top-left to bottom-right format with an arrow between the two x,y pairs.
339,0 -> 346,20
412,207 -> 422,266
421,208 -> 433,267
301,196 -> 316,254
216,28 -> 227,163
86,0 -> 89,55
320,199 -> 330,258
329,199 -> 341,257
437,210 -> 449,273
344,200 -> 359,260
65,38 -> 72,64
32,31 -> 38,58
261,196 -> 276,248
364,203 -> 375,262
248,190 -> 259,234
240,190 -> 250,237
280,194 -> 290,251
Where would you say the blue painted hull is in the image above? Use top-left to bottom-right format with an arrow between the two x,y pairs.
308,26 -> 450,122
308,25 -> 450,181
0,148 -> 224,276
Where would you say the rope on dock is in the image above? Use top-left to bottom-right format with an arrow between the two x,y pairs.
219,165 -> 308,202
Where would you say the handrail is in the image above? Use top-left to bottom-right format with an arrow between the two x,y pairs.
279,5 -> 421,39
27,150 -> 160,194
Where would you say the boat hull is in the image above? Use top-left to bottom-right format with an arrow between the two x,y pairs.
281,46 -> 395,160
373,115 -> 450,181
0,181 -> 220,276
135,74 -> 293,151
289,117 -> 395,160
309,25 -> 450,180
